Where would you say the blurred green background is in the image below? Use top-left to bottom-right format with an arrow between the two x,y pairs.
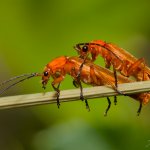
0,0 -> 150,150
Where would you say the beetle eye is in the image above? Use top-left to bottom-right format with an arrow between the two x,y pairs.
82,45 -> 88,52
44,71 -> 48,76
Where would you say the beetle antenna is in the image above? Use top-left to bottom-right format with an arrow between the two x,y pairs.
0,73 -> 41,95
0,73 -> 40,86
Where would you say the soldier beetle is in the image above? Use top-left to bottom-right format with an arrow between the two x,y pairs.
0,56 -> 149,115
42,56 -> 150,115
74,40 -> 150,81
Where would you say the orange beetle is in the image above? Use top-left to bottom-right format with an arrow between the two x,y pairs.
42,56 -> 150,115
0,56 -> 149,115
75,40 -> 150,81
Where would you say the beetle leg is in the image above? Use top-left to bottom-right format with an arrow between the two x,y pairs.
72,80 -> 79,88
52,83 -> 60,108
104,97 -> 111,116
72,67 -> 90,111
78,78 -> 90,111
51,75 -> 64,108
137,101 -> 142,116
113,67 -> 125,95
113,67 -> 118,105
76,56 -> 87,79
90,66 -> 113,114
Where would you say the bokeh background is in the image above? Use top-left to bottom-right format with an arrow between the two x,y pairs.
0,0 -> 150,150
